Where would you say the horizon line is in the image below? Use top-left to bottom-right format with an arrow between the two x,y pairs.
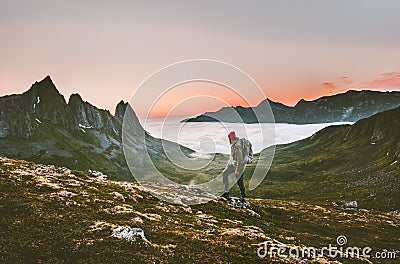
2,75 -> 399,117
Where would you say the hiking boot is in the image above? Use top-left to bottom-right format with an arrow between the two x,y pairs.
220,192 -> 230,199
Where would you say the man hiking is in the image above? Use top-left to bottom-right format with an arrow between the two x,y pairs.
221,131 -> 253,202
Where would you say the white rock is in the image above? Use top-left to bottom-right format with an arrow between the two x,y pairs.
111,226 -> 148,242
343,201 -> 358,208
59,167 -> 71,175
88,169 -> 108,180
58,190 -> 73,198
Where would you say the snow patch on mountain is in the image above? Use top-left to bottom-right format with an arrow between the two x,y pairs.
342,107 -> 354,120
79,123 -> 93,129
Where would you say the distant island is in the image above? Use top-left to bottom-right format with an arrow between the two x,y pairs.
182,90 -> 400,124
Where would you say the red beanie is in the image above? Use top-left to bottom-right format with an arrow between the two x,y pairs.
228,131 -> 236,141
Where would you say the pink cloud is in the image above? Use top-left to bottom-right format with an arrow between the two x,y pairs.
338,76 -> 353,85
322,82 -> 335,89
354,72 -> 400,90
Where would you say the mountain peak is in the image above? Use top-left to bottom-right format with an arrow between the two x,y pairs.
34,75 -> 56,89
33,75 -> 52,84
115,100 -> 128,121
116,100 -> 126,107
26,75 -> 63,102
0,75 -> 72,138
294,98 -> 307,106
42,75 -> 52,82
68,93 -> 84,105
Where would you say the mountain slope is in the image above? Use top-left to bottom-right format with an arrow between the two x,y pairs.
0,76 -> 134,180
1,157 -> 399,263
242,106 -> 400,211
184,90 -> 400,124
0,76 -> 205,182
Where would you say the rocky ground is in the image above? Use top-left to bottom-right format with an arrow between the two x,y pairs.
1,157 -> 399,263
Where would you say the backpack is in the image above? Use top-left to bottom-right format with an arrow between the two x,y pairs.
239,138 -> 253,164
233,138 -> 253,165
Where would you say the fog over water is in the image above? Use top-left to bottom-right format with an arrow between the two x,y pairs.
140,116 -> 352,155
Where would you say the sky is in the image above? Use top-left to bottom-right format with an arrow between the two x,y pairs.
1,0 -> 399,116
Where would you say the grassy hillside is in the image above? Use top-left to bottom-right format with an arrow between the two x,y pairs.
0,119 -> 223,184
1,157 -> 399,263
243,108 -> 400,211
0,120 -> 132,181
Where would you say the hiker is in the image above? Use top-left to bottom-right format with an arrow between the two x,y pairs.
221,131 -> 253,202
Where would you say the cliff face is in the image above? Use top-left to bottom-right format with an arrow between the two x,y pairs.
0,76 -> 141,180
114,100 -> 128,124
68,93 -> 120,135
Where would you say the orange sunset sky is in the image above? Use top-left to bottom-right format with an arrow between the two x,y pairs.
1,1 -> 399,117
